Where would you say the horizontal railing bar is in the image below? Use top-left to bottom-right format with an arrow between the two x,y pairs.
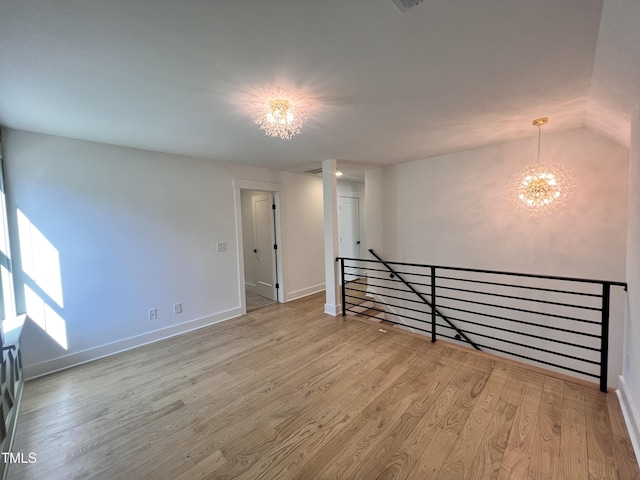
348,264 -> 604,298
365,281 -> 433,294
354,274 -> 417,288
361,296 -> 435,317
440,316 -> 600,351
349,266 -> 603,299
353,276 -> 602,311
434,284 -> 602,311
354,291 -> 554,332
386,327 -> 599,378
343,266 -> 392,276
439,304 -> 601,337
344,278 -> 383,286
360,267 -> 432,279
437,295 -> 599,324
345,288 -> 436,308
343,266 -> 431,281
355,273 -> 433,290
337,256 -> 627,288
345,306 -> 598,377
349,271 -> 600,303
345,282 -> 424,298
380,278 -> 432,289
344,300 -> 432,325
343,280 -> 368,287
347,298 -> 599,355
345,291 -> 602,337
345,303 -> 477,348
344,274 -> 411,288
346,269 -> 611,310
471,344 -> 599,378
433,328 -> 600,365
434,274 -> 603,298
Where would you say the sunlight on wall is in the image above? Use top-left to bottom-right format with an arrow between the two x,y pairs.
17,210 -> 64,307
0,192 -> 16,320
16,209 -> 68,350
24,285 -> 67,350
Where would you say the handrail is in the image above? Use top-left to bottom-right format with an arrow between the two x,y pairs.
336,251 -> 627,392
337,255 -> 627,288
367,249 -> 480,350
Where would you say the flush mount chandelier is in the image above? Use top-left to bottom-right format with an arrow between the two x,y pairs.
509,118 -> 575,217
251,87 -> 308,140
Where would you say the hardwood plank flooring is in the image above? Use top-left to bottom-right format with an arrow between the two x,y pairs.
8,292 -> 640,479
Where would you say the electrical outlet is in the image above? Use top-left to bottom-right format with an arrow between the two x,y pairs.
148,308 -> 158,320
173,303 -> 182,314
217,242 -> 227,252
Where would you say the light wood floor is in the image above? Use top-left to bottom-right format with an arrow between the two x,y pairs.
9,292 -> 640,479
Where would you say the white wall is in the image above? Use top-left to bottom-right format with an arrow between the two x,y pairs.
2,129 -> 325,378
363,167 -> 398,260
279,172 -> 325,301
366,127 -> 629,386
364,169 -> 382,256
619,101 -> 640,456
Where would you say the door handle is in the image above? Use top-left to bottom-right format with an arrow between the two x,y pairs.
253,249 -> 258,253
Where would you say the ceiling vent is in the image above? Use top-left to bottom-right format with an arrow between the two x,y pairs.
392,0 -> 425,13
304,167 -> 323,175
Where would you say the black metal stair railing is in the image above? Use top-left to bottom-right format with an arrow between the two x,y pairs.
367,249 -> 480,350
337,250 -> 627,393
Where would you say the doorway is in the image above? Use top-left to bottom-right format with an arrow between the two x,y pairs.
338,195 -> 361,281
240,189 -> 279,311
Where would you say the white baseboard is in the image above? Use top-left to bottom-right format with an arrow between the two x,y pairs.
284,283 -> 325,302
23,307 -> 243,380
617,375 -> 640,469
324,303 -> 342,316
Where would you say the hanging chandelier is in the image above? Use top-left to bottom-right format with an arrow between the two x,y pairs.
251,87 -> 308,140
509,118 -> 575,217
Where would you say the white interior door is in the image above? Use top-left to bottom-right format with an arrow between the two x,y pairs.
252,193 -> 277,301
338,196 -> 360,281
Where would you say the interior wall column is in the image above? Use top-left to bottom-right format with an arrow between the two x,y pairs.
322,159 -> 341,315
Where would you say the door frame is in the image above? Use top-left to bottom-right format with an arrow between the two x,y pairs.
233,179 -> 284,314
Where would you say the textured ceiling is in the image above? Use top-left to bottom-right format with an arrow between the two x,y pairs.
0,0 -> 638,171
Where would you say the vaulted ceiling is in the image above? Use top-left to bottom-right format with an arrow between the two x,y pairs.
1,0 -> 638,172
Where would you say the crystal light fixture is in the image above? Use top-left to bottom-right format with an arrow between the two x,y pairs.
510,118 -> 575,217
251,87 -> 308,140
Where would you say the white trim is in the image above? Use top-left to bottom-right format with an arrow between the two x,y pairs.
233,179 -> 281,192
617,375 -> 640,469
284,283 -> 325,302
233,179 -> 284,313
324,303 -> 341,316
23,307 -> 242,380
